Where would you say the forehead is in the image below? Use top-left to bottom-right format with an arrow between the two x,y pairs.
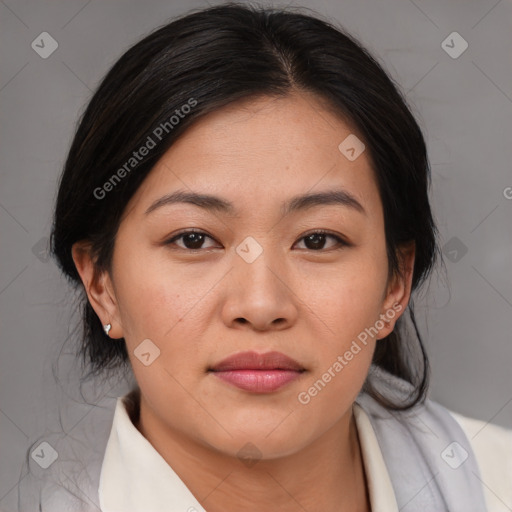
123,92 -> 381,221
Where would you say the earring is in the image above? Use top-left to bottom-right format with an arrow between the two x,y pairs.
103,323 -> 112,336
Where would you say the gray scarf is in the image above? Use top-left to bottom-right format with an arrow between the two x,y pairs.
18,366 -> 489,511
356,365 -> 488,512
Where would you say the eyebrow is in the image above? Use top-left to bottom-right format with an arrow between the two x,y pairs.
144,188 -> 366,217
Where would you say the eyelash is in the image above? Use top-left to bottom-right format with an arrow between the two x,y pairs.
163,229 -> 350,252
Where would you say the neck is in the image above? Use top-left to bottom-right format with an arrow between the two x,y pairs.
134,392 -> 370,512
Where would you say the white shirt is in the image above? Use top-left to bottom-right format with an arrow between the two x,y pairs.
98,395 -> 512,512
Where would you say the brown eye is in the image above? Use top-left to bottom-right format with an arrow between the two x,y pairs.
164,229 -> 348,252
294,231 -> 348,251
165,230 -> 218,250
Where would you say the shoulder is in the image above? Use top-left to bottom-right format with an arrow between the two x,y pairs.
356,380 -> 512,512
448,409 -> 512,512
17,398 -> 116,511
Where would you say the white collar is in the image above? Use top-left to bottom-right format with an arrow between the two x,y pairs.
99,394 -> 399,512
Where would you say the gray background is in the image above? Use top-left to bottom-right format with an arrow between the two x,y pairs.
1,0 -> 511,509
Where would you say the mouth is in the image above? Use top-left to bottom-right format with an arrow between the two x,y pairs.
208,351 -> 306,393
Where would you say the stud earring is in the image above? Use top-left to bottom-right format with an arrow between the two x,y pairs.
103,323 -> 112,336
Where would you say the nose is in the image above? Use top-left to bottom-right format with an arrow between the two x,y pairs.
221,246 -> 299,331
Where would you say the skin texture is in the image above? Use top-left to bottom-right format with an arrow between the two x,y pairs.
72,91 -> 415,511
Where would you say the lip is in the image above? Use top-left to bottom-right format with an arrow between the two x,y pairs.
209,351 -> 306,393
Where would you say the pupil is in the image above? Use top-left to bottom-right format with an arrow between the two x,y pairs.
306,234 -> 325,250
185,233 -> 204,249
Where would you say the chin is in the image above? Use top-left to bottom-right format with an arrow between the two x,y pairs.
205,433 -> 306,463
197,415 -> 316,462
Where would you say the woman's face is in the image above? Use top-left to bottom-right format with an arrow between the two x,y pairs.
77,92 -> 413,459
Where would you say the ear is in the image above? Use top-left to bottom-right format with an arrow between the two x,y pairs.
376,241 -> 415,340
71,241 -> 123,339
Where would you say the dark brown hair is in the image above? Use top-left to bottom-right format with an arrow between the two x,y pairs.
51,2 -> 442,410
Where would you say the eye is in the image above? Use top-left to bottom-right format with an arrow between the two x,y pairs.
164,229 -> 349,252
164,230 -> 219,251
294,230 -> 348,251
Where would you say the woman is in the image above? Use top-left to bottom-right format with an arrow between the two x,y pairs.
21,3 -> 511,511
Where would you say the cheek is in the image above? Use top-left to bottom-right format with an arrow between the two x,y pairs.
299,250 -> 389,343
112,244 -> 192,346
294,260 -> 385,420
112,246 -> 222,383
